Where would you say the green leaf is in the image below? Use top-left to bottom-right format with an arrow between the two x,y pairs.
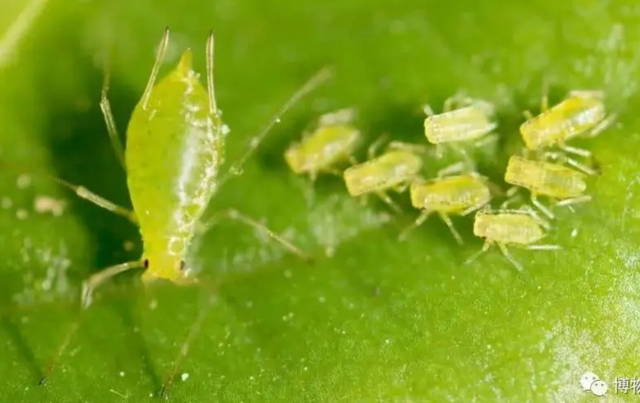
1,0 -> 639,401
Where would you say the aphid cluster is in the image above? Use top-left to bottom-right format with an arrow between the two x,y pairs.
13,26 -> 617,397
285,90 -> 616,272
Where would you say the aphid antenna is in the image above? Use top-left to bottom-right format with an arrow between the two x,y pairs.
141,26 -> 171,111
217,65 -> 334,189
205,30 -> 217,115
99,40 -> 126,171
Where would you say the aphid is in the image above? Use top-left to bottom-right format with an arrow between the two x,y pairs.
41,29 -> 331,395
464,207 -> 561,272
504,155 -> 590,219
423,91 -> 498,170
399,174 -> 493,244
284,107 -> 360,181
342,136 -> 425,212
520,90 -> 617,175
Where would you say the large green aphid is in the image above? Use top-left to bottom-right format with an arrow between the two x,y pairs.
41,28 -> 331,395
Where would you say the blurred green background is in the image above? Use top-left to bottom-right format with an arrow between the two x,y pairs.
1,0 -> 639,401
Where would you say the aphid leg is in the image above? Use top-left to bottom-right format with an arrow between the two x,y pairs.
500,188 -> 523,209
309,170 -> 318,183
50,176 -> 137,224
386,141 -> 429,155
543,150 -> 599,176
359,194 -> 370,208
443,96 -> 456,112
437,161 -> 466,177
141,27 -> 171,110
198,209 -> 312,262
99,57 -> 126,170
516,205 -> 551,230
530,194 -> 555,220
40,260 -> 143,384
375,191 -> 401,214
221,66 -> 333,184
558,144 -> 591,158
483,179 -> 505,198
556,195 -> 592,207
526,244 -> 561,251
437,212 -> 463,245
541,93 -> 549,112
205,30 -> 217,114
453,145 -> 476,172
318,107 -> 356,127
564,156 -> 600,176
160,288 -> 216,398
398,210 -> 432,241
463,242 -> 492,266
585,112 -> 618,138
393,180 -> 412,194
522,110 -> 534,120
497,243 -> 523,272
39,320 -> 80,385
461,199 -> 490,217
422,104 -> 435,117
82,261 -> 145,308
472,133 -> 499,149
443,91 -> 472,112
325,167 -> 345,177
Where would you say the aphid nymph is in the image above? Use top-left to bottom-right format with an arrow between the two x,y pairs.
423,91 -> 498,170
504,155 -> 590,219
520,90 -> 616,175
284,107 -> 360,181
342,136 -> 425,212
464,207 -> 561,272
42,28 -> 331,394
400,173 -> 492,244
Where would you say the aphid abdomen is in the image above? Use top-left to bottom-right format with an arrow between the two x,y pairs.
424,106 -> 494,144
344,150 -> 421,196
413,175 -> 490,213
505,156 -> 586,198
540,167 -> 587,198
475,213 -> 545,245
125,50 -> 224,280
561,99 -> 606,141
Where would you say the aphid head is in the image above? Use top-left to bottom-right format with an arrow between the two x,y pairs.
284,145 -> 304,173
141,255 -> 198,286
409,182 -> 426,208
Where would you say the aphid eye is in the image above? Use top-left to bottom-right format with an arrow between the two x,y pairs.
180,260 -> 186,271
144,259 -> 149,269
